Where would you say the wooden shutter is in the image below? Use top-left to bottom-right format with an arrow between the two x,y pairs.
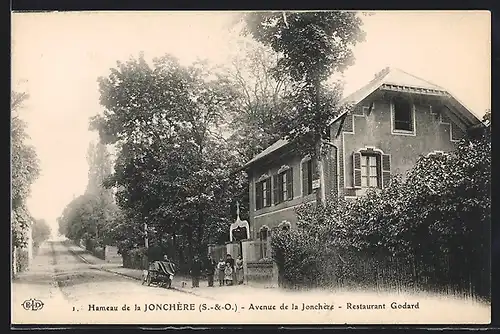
265,178 -> 271,207
353,152 -> 362,188
286,168 -> 293,200
311,159 -> 318,179
302,160 -> 309,196
273,174 -> 280,204
381,154 -> 391,189
255,181 -> 263,210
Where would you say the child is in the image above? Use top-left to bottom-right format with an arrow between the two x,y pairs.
224,262 -> 233,286
217,257 -> 226,286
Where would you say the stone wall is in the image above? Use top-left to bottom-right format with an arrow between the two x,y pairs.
245,261 -> 279,287
208,244 -> 227,261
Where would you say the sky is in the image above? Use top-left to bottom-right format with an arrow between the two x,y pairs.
11,10 -> 491,234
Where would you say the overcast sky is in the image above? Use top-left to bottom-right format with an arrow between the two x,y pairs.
11,10 -> 491,234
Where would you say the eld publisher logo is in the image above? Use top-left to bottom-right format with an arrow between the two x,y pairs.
21,299 -> 44,311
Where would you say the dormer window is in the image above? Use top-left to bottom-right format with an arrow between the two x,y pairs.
391,98 -> 415,134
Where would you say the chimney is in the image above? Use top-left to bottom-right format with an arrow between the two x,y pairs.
374,67 -> 391,80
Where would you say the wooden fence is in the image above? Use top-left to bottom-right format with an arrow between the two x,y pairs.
281,248 -> 490,300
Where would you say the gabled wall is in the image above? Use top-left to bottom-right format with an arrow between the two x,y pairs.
333,93 -> 466,198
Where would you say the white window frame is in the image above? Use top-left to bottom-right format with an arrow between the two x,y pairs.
360,154 -> 380,189
390,99 -> 416,136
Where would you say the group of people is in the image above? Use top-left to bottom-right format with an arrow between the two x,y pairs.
190,253 -> 244,288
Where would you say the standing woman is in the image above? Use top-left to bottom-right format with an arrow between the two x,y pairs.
217,257 -> 226,286
235,255 -> 244,285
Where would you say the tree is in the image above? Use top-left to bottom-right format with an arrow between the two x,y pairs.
85,141 -> 118,244
91,53 -> 246,264
32,218 -> 51,250
226,38 -> 292,162
242,11 -> 366,206
11,91 -> 40,248
57,142 -> 119,249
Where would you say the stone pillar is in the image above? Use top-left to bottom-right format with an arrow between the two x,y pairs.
225,242 -> 239,259
271,261 -> 279,288
241,239 -> 251,284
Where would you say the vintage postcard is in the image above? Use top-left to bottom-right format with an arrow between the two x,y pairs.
11,10 -> 491,326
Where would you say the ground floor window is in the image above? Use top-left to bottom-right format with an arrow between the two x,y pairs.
361,154 -> 380,188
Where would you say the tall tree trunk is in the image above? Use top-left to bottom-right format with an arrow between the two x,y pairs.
172,231 -> 177,262
313,76 -> 325,208
187,224 -> 193,262
197,207 -> 204,256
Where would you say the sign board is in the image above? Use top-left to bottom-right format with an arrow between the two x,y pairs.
312,179 -> 321,190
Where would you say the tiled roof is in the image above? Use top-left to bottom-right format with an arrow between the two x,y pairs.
243,139 -> 289,167
242,67 -> 480,169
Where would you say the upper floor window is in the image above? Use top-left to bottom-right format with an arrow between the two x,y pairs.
301,158 -> 316,196
255,177 -> 271,210
392,98 -> 415,133
273,167 -> 293,204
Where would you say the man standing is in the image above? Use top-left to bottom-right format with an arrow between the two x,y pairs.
190,256 -> 202,288
205,254 -> 217,287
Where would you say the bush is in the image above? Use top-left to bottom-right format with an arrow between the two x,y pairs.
15,248 -> 30,273
271,229 -> 324,288
93,246 -> 105,260
277,130 -> 490,299
122,247 -> 148,269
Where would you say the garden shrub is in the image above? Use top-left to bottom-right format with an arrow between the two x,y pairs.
272,128 -> 490,299
271,228 -> 324,288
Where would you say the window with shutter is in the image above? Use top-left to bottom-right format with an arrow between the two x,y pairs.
352,152 -> 362,188
302,159 -> 317,196
274,168 -> 294,204
255,177 -> 272,210
354,150 -> 388,189
302,160 -> 309,196
273,174 -> 280,204
286,168 -> 293,200
265,178 -> 271,206
361,155 -> 379,188
381,154 -> 391,189
255,181 -> 263,210
311,160 -> 317,189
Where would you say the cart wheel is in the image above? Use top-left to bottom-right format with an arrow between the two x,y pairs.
146,274 -> 152,286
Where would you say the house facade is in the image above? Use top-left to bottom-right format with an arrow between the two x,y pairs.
242,67 -> 482,244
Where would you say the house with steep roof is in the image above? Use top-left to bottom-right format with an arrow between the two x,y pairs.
242,67 -> 483,247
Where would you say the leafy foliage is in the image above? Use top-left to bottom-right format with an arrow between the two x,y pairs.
274,126 -> 491,298
11,91 -> 40,248
58,142 -> 120,251
32,218 -> 51,250
89,53 -> 248,266
226,39 -> 292,161
242,11 -> 366,204
271,228 -> 323,288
